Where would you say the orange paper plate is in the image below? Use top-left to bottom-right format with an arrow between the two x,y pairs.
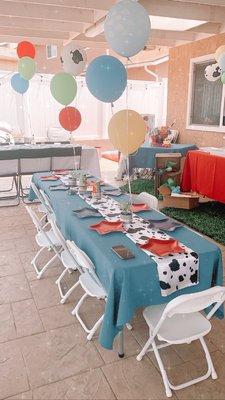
41,175 -> 59,181
140,238 -> 185,257
89,220 -> 124,235
131,203 -> 150,213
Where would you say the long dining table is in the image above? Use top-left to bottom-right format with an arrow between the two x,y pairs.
29,172 -> 223,351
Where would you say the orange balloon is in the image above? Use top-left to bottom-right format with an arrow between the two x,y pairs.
108,109 -> 146,155
17,41 -> 35,59
59,107 -> 81,132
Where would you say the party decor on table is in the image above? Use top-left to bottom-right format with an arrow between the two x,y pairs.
89,220 -> 124,235
140,238 -> 185,257
41,175 -> 59,181
130,203 -> 150,213
147,218 -> 182,232
78,190 -> 199,297
73,207 -> 101,219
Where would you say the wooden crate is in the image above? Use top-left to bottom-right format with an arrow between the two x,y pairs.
162,195 -> 199,209
155,153 -> 182,196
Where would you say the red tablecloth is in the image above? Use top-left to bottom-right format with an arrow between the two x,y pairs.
181,150 -> 225,203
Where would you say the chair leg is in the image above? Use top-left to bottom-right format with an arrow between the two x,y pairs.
152,340 -> 172,398
136,333 -> 154,361
200,337 -> 217,380
55,268 -> 80,304
71,292 -> 104,340
31,247 -> 59,279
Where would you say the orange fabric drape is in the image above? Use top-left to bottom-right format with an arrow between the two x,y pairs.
181,150 -> 225,203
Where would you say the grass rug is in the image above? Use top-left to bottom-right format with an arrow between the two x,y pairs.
162,202 -> 225,246
121,179 -> 225,245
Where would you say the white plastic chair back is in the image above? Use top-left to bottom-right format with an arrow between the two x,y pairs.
66,240 -> 94,270
39,189 -> 53,214
25,205 -> 42,231
137,192 -> 158,210
30,182 -> 45,204
48,215 -> 68,252
163,286 -> 225,319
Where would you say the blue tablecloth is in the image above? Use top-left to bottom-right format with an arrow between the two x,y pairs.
129,143 -> 198,171
29,173 -> 223,349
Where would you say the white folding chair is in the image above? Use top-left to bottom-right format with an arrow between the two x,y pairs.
136,286 -> 225,398
30,182 -> 48,224
39,189 -> 54,215
48,217 -> 81,304
25,206 -> 63,279
136,192 -> 159,210
68,240 -> 132,341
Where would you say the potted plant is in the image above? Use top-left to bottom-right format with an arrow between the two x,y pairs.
120,202 -> 132,223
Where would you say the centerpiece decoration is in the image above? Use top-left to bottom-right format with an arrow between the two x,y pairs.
120,202 -> 132,223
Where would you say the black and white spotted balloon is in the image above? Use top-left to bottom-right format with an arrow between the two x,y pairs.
204,63 -> 221,82
61,42 -> 87,76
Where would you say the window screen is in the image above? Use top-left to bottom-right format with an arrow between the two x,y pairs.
190,62 -> 222,126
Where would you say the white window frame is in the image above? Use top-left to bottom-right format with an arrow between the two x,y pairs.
186,54 -> 225,133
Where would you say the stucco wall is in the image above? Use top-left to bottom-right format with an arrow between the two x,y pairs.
167,33 -> 225,147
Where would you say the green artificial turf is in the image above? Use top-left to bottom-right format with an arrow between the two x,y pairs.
121,178 -> 155,195
121,179 -> 225,245
162,202 -> 225,245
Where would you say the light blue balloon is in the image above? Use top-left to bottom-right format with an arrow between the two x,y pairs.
104,0 -> 151,57
86,55 -> 127,103
218,53 -> 225,72
11,73 -> 29,94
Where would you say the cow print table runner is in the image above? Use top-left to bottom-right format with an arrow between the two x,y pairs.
78,192 -> 199,297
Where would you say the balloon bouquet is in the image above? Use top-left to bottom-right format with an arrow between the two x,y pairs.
11,41 -> 36,94
85,0 -> 151,157
51,43 -> 86,133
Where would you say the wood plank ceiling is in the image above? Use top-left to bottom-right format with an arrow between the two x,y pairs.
1,0 -> 225,63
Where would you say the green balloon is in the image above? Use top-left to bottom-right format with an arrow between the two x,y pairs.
50,72 -> 77,106
221,72 -> 225,84
18,57 -> 36,80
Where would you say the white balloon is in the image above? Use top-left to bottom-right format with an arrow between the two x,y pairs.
218,53 -> 225,72
61,43 -> 87,76
104,0 -> 151,58
204,63 -> 221,82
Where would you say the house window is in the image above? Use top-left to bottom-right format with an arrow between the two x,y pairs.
187,55 -> 225,132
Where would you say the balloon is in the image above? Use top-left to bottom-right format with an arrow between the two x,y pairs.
61,43 -> 87,76
221,72 -> 225,84
204,63 -> 221,82
218,53 -> 225,72
104,0 -> 151,57
215,45 -> 225,62
86,55 -> 127,102
50,72 -> 77,106
18,57 -> 36,80
17,41 -> 35,59
108,109 -> 146,155
59,107 -> 81,131
11,73 -> 29,94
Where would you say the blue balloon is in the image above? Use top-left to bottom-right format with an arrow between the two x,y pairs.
85,55 -> 127,103
11,73 -> 29,94
104,0 -> 151,57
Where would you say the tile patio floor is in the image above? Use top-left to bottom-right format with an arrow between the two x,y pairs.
0,162 -> 225,399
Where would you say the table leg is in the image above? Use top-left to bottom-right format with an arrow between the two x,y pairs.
118,329 -> 124,358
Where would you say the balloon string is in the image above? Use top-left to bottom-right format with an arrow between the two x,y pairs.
125,74 -> 132,206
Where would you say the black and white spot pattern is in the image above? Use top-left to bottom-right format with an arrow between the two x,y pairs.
79,193 -> 199,297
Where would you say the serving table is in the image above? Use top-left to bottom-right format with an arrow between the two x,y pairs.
181,149 -> 225,203
29,172 -> 223,353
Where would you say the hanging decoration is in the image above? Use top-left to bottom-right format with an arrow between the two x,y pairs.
18,56 -> 36,80
10,73 -> 29,94
61,43 -> 87,76
17,41 -> 36,59
108,109 -> 146,155
104,0 -> 151,58
50,72 -> 77,105
204,63 -> 221,82
59,106 -> 81,131
86,55 -> 127,103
